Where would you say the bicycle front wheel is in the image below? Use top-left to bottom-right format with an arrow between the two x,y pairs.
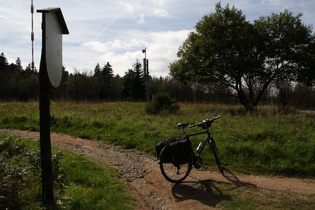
159,147 -> 192,183
209,138 -> 223,174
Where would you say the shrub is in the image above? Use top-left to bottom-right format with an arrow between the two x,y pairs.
146,92 -> 180,114
0,137 -> 64,209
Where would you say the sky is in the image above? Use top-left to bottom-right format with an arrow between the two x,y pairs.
1,0 -> 315,77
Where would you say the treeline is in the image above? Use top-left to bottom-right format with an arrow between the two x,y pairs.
0,53 -> 38,101
0,52 -> 314,109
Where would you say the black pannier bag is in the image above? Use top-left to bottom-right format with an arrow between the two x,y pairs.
156,140 -> 165,159
156,139 -> 192,165
156,139 -> 173,163
169,139 -> 192,165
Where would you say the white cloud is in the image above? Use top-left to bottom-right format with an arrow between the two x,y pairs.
73,30 -> 190,77
120,1 -> 143,13
1,0 -> 314,77
82,38 -> 145,52
138,14 -> 146,24
154,8 -> 169,18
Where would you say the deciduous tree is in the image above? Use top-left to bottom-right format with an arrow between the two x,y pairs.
170,3 -> 315,112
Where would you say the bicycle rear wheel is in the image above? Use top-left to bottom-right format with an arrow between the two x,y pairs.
209,138 -> 223,174
159,146 -> 192,183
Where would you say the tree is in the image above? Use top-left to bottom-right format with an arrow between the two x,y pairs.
68,70 -> 94,101
0,52 -> 8,71
0,53 -> 8,99
254,10 -> 315,110
170,3 -> 315,112
94,63 -> 101,76
255,11 -> 315,85
19,64 -> 39,101
132,60 -> 146,101
122,69 -> 135,99
15,57 -> 23,72
122,60 -> 146,101
99,62 -> 114,100
292,84 -> 315,109
110,74 -> 123,101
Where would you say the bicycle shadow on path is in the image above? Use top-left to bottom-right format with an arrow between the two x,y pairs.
221,167 -> 257,189
171,179 -> 232,208
171,167 -> 257,208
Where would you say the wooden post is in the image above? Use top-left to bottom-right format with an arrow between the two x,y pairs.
37,8 -> 69,207
39,57 -> 55,205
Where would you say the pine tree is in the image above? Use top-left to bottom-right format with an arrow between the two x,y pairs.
122,60 -> 146,101
99,62 -> 114,100
132,60 -> 146,101
94,63 -> 101,76
15,57 -> 23,72
0,52 -> 8,71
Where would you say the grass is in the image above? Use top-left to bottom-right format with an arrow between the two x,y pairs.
2,136 -> 314,210
0,101 -> 314,177
0,135 -> 134,209
60,151 -> 134,209
0,101 -> 314,209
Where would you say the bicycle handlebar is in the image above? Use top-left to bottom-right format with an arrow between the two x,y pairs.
189,115 -> 221,129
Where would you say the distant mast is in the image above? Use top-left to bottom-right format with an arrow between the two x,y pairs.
31,0 -> 34,70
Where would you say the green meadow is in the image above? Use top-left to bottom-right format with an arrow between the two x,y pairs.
0,136 -> 134,209
0,101 -> 314,177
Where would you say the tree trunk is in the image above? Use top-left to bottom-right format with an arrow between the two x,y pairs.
245,103 -> 257,113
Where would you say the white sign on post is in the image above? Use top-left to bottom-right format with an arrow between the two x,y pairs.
38,8 -> 69,88
46,12 -> 63,88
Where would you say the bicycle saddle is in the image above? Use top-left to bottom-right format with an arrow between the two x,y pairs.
177,123 -> 191,129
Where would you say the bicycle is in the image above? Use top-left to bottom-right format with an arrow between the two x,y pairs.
157,115 -> 223,183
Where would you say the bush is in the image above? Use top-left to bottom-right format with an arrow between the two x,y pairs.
0,137 -> 64,209
146,92 -> 180,114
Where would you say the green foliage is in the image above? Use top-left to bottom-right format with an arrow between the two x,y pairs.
145,92 -> 180,114
98,62 -> 115,100
0,136 -> 134,209
170,3 -> 315,112
0,137 -> 63,209
0,53 -> 38,101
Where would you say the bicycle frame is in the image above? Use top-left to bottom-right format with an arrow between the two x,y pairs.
182,126 -> 222,172
184,130 -> 211,157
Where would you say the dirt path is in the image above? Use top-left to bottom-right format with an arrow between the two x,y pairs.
1,129 -> 314,209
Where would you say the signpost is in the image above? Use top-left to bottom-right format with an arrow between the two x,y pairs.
142,48 -> 150,101
37,7 -> 69,206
